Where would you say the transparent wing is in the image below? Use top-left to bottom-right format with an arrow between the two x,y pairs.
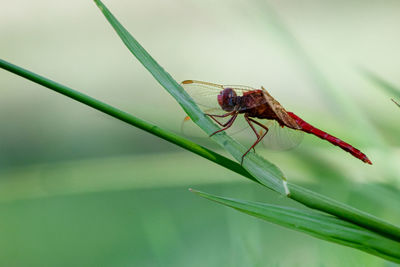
223,85 -> 257,92
181,80 -> 302,150
181,80 -> 223,109
180,108 -> 220,137
181,109 -> 248,137
259,120 -> 304,150
181,112 -> 302,150
181,80 -> 267,110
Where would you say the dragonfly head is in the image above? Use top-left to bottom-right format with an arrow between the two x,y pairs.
218,88 -> 238,112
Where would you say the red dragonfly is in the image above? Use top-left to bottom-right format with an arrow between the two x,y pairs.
181,80 -> 372,165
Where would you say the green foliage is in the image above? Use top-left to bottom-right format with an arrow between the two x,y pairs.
92,0 -> 400,255
191,189 -> 400,263
0,0 -> 399,264
93,0 -> 288,195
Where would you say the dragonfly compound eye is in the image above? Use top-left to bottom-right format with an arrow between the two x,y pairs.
218,88 -> 237,111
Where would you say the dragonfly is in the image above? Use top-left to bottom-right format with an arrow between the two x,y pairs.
181,80 -> 372,165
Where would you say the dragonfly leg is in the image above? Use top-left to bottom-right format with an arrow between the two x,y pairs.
205,110 -> 237,127
181,108 -> 227,133
209,113 -> 238,137
241,115 -> 269,164
206,110 -> 237,118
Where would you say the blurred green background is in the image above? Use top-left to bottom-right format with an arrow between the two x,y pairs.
1,0 -> 400,266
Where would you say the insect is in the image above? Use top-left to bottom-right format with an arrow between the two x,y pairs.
181,80 -> 372,165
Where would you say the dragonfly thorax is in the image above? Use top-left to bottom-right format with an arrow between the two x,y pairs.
217,88 -> 238,112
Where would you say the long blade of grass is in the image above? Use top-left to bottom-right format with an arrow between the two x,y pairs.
0,58 -> 254,184
2,0 -> 400,248
93,0 -> 287,194
191,189 -> 400,263
91,0 -> 400,242
1,59 -> 400,243
286,183 -> 400,242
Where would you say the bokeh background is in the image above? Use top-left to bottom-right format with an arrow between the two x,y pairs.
1,0 -> 400,266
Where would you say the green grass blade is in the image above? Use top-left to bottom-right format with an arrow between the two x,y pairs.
0,58 -> 253,183
91,0 -> 400,242
191,189 -> 400,263
93,0 -> 287,194
2,0 -> 400,246
2,58 -> 400,242
287,183 -> 400,243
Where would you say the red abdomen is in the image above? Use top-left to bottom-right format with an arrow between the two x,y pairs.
287,112 -> 372,164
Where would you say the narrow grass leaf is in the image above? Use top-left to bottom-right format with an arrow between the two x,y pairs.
2,1 -> 400,248
92,0 -> 400,241
2,57 -> 400,243
0,58 -> 254,184
93,0 -> 288,194
191,189 -> 400,263
287,183 -> 400,242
